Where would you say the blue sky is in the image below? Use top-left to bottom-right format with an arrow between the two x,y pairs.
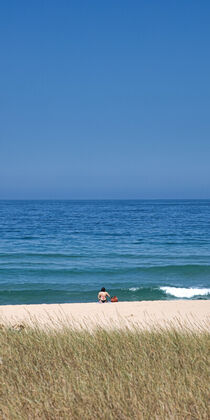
0,1 -> 210,199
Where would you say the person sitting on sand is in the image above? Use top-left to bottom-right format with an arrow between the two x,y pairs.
98,287 -> 110,303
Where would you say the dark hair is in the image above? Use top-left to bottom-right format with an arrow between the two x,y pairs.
101,287 -> 106,292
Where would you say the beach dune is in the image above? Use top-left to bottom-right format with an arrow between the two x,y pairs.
0,300 -> 209,331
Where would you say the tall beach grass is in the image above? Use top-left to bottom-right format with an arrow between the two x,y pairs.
0,323 -> 209,419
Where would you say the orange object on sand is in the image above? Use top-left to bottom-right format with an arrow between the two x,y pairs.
111,296 -> 118,302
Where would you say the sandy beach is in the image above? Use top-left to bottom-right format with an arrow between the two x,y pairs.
0,300 -> 209,331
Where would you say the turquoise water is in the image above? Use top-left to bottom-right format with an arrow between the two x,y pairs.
0,200 -> 210,304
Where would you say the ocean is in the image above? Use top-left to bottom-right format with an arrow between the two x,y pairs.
0,200 -> 209,305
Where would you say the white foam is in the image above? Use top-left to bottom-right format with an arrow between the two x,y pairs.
160,286 -> 210,298
129,287 -> 140,292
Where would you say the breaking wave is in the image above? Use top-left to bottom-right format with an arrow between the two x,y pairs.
160,287 -> 210,298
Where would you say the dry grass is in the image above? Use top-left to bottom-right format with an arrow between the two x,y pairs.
0,324 -> 209,419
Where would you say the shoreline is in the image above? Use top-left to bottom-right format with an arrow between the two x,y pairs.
0,300 -> 209,331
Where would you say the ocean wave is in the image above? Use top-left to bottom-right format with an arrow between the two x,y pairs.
160,286 -> 210,298
0,264 -> 210,276
0,285 -> 209,305
0,253 -> 84,259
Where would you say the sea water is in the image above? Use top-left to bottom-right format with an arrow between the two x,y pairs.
0,200 -> 209,304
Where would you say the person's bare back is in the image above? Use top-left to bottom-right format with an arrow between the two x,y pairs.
98,287 -> 110,303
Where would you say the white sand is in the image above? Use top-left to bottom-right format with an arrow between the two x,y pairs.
0,300 -> 209,331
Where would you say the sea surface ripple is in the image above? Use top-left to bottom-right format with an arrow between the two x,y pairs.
0,200 -> 209,304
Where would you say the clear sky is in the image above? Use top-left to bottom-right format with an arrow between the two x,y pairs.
0,1 -> 210,199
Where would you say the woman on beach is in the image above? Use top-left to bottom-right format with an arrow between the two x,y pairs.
98,287 -> 110,303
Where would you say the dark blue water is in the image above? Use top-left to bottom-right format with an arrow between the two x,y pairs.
0,200 -> 210,304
